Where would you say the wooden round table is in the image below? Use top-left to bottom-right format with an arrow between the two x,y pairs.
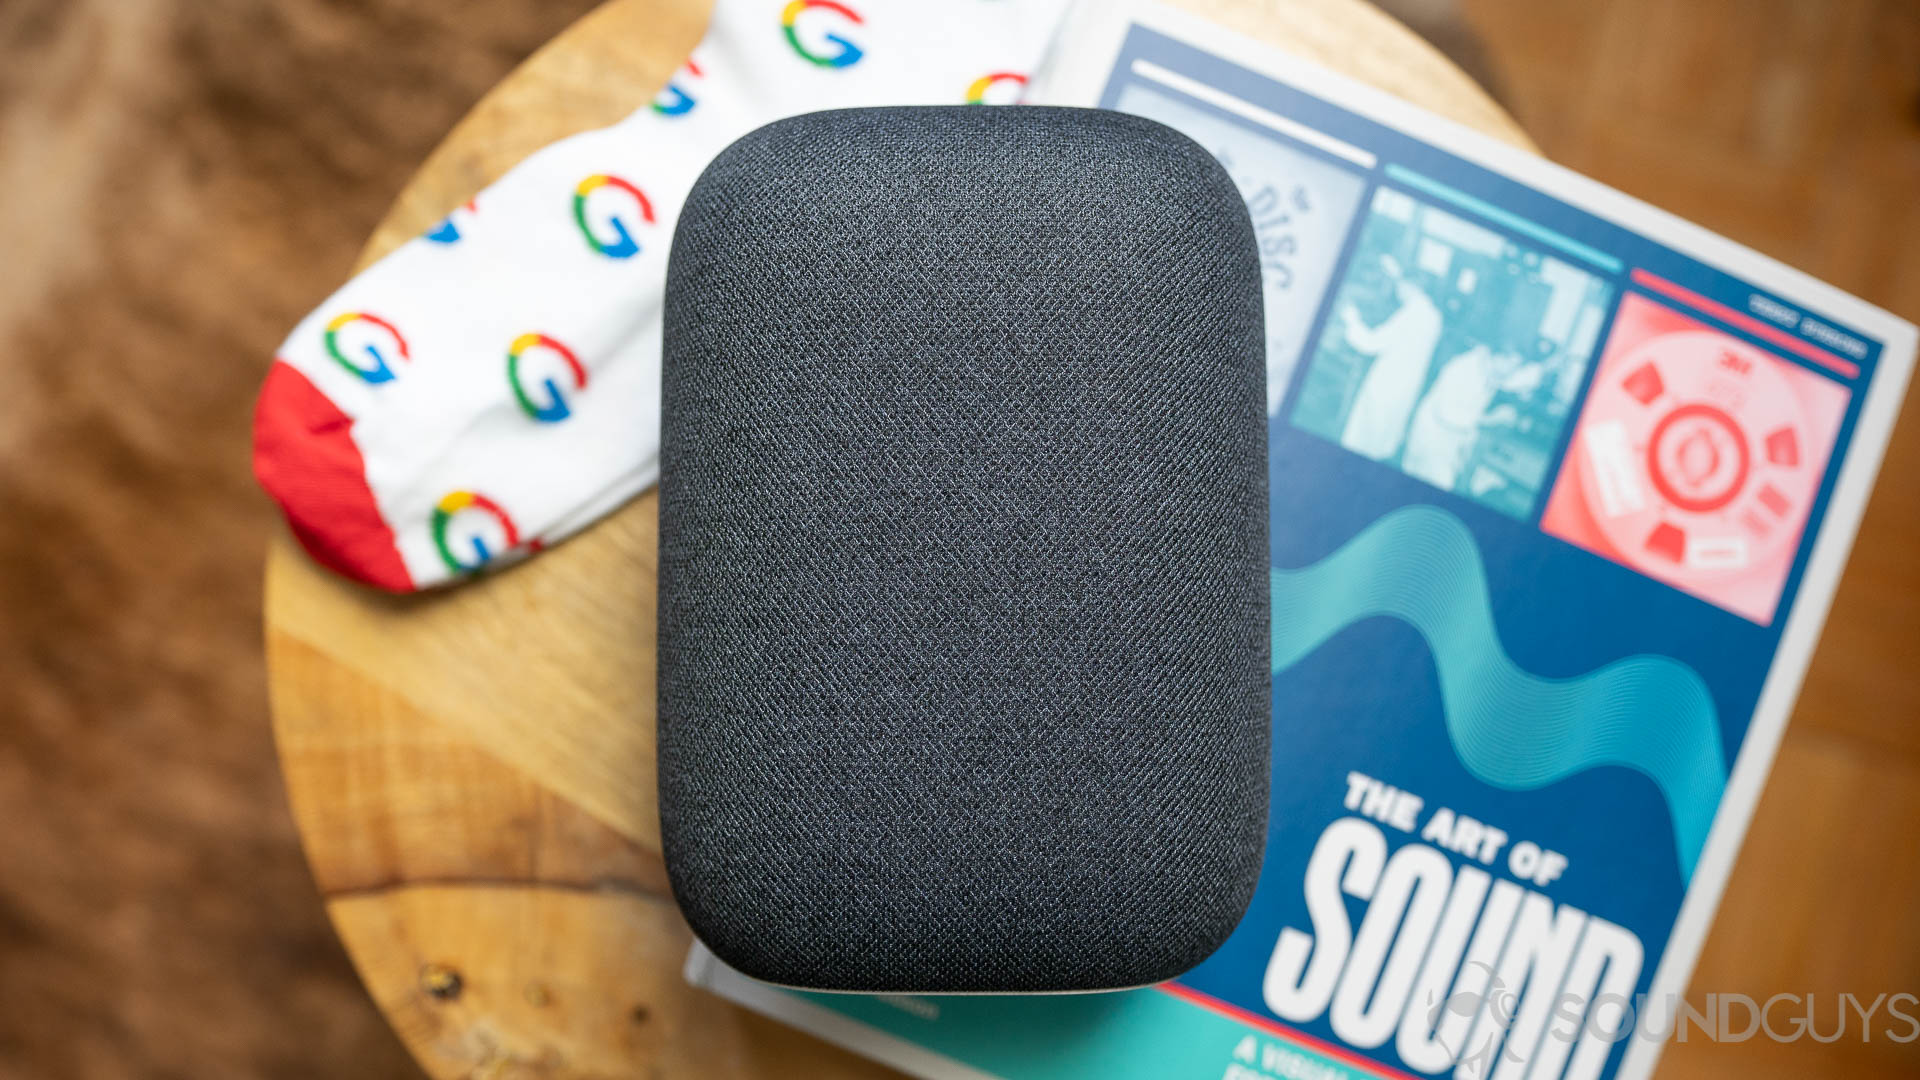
265,2 -> 1530,1075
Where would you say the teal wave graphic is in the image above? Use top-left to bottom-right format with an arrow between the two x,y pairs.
1272,505 -> 1726,880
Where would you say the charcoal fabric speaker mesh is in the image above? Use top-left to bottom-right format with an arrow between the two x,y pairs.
658,106 -> 1270,993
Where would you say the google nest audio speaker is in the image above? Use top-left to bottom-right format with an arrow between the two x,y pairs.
658,106 -> 1270,992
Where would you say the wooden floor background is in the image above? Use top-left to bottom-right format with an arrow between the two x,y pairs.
0,1 -> 1912,1077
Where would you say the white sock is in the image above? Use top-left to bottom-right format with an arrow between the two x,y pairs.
254,0 -> 1070,591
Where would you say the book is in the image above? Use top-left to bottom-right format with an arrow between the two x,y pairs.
686,4 -> 1919,1079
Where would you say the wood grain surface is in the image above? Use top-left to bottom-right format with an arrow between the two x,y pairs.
261,1 -> 1913,1077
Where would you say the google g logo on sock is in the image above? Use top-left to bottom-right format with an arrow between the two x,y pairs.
573,174 -> 655,259
965,71 -> 1027,105
425,197 -> 478,244
324,312 -> 409,384
653,58 -> 703,116
507,333 -> 588,422
782,0 -> 864,69
432,491 -> 520,574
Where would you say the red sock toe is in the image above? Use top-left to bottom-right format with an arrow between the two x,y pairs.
253,360 -> 414,592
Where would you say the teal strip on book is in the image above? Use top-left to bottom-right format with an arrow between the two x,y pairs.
1384,164 -> 1626,274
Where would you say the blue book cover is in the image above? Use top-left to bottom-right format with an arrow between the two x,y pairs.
687,5 -> 1918,1079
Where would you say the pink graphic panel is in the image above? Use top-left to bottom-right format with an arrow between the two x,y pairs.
1541,292 -> 1850,624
